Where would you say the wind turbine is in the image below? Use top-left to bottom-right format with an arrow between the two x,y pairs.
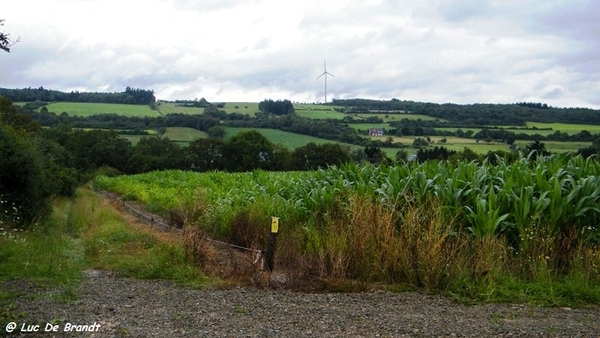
317,61 -> 334,103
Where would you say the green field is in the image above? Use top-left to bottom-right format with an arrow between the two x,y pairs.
224,127 -> 359,150
351,123 -> 391,131
220,102 -> 259,116
294,105 -> 347,119
368,135 -> 586,154
120,127 -> 207,145
44,102 -> 159,117
525,122 -> 600,134
350,113 -> 442,122
163,127 -> 208,142
437,122 -> 600,137
155,102 -> 204,115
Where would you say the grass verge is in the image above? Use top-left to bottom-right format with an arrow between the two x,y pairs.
0,187 -> 211,323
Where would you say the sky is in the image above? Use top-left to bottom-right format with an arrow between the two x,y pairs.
1,0 -> 600,108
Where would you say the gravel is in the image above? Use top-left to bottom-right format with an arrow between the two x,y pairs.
4,269 -> 600,337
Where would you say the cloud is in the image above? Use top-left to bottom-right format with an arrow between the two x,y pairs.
1,0 -> 599,108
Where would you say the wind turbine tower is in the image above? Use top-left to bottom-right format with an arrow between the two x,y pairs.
317,61 -> 334,103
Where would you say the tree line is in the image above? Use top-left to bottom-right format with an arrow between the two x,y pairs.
0,87 -> 156,105
330,98 -> 600,126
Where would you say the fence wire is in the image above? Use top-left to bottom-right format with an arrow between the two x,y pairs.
99,190 -> 262,254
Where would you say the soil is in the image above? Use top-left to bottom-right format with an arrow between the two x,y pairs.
3,193 -> 600,337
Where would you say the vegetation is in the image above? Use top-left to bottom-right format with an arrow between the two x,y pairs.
95,155 -> 600,304
0,87 -> 155,105
258,99 -> 294,115
331,98 -> 600,125
0,20 -> 17,53
0,187 -> 209,322
4,89 -> 600,306
43,102 -> 159,117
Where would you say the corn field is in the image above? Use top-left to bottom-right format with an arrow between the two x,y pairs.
95,154 -> 600,290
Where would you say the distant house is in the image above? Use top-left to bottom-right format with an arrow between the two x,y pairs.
368,128 -> 385,136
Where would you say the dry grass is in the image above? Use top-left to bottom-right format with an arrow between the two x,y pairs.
303,196 -> 459,290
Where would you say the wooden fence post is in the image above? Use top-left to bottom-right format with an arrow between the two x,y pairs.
264,217 -> 279,272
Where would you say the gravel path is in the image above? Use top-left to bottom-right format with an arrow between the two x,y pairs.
5,269 -> 600,337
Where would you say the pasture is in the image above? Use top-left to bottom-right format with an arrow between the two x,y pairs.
43,102 -> 160,117
525,122 -> 600,134
224,127 -> 359,150
221,102 -> 259,116
351,123 -> 391,131
163,127 -> 209,142
120,127 -> 207,145
294,104 -> 347,119
350,112 -> 442,122
437,122 -> 600,137
155,102 -> 203,115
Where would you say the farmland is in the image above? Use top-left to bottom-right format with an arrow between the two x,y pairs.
95,156 -> 600,302
44,102 -> 160,117
224,127 -> 360,150
163,127 -> 209,143
6,93 -> 600,303
26,100 -> 597,157
119,127 -> 208,145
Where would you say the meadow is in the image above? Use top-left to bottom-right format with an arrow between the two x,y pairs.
223,127 -> 361,150
525,122 -> 600,134
155,102 -> 260,116
163,127 -> 209,143
95,156 -> 600,303
437,122 -> 600,137
43,102 -> 160,117
120,127 -> 207,145
367,135 -> 587,155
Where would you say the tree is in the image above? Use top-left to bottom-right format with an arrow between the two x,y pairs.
292,142 -> 350,170
395,150 -> 409,163
207,125 -> 226,138
258,99 -> 294,115
525,140 -> 549,160
0,20 -> 18,53
128,136 -> 182,172
65,129 -> 133,172
185,138 -> 225,171
0,98 -> 77,226
223,130 -> 277,172
364,146 -> 392,165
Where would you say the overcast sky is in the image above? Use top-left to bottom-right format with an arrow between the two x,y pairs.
2,0 -> 599,107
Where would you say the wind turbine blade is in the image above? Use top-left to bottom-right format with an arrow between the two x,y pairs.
317,72 -> 327,79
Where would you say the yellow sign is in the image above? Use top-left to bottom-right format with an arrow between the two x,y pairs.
271,217 -> 279,233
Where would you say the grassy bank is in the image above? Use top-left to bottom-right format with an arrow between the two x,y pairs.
0,187 -> 209,323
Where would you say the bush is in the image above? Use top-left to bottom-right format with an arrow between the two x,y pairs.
0,125 -> 49,225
